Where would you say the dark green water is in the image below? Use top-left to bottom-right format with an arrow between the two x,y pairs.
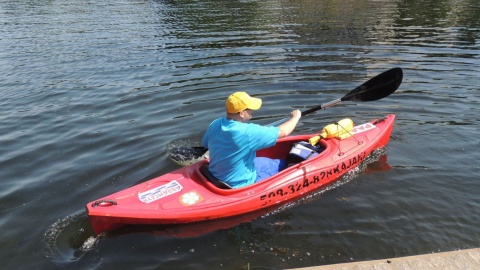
1,0 -> 479,269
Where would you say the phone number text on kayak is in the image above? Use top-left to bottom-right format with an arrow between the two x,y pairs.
260,151 -> 366,202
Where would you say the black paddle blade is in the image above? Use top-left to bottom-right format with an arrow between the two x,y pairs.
168,146 -> 208,166
342,67 -> 403,102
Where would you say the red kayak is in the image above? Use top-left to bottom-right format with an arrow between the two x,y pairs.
86,114 -> 395,236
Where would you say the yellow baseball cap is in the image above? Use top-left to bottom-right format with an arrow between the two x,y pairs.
226,92 -> 262,114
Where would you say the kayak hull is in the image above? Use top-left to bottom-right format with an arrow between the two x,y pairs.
86,114 -> 395,235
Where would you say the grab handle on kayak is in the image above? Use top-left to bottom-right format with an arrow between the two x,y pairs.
91,199 -> 117,207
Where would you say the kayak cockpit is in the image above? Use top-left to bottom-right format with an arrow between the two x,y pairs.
200,165 -> 233,189
196,136 -> 328,193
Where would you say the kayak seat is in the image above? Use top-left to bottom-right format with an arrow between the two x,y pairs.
201,165 -> 233,189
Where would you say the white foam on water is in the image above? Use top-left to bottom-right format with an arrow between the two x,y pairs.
43,211 -> 101,264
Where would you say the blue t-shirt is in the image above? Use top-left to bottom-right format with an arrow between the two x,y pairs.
202,117 -> 279,188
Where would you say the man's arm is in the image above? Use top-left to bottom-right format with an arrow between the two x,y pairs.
278,109 -> 301,138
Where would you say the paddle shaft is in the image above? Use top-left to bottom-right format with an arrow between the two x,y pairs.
267,99 -> 339,126
267,67 -> 403,127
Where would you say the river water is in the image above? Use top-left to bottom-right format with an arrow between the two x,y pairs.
1,0 -> 479,269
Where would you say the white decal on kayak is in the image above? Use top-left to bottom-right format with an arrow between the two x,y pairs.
350,123 -> 375,135
179,191 -> 204,206
138,180 -> 183,203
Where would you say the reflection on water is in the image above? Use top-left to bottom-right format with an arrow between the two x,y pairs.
1,0 -> 480,269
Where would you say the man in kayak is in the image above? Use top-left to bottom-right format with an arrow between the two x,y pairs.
202,92 -> 301,188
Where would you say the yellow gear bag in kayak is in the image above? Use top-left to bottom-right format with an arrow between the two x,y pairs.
309,118 -> 355,145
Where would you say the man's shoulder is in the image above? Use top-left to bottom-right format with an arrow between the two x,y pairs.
208,117 -> 226,127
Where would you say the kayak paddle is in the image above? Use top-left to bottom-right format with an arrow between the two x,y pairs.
267,67 -> 403,126
169,67 -> 403,166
